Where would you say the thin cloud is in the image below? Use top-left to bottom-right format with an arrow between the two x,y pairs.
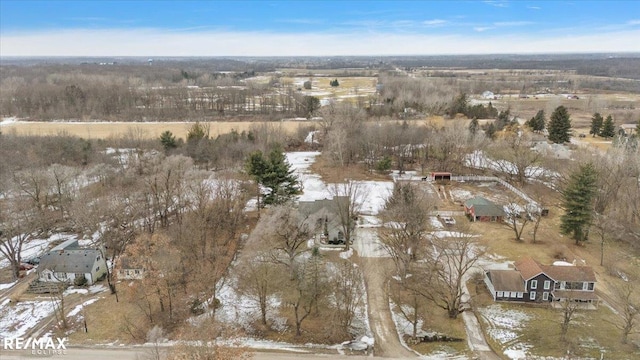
423,19 -> 448,27
628,20 -> 640,25
493,21 -> 534,27
483,0 -> 509,8
474,27 -> 493,32
527,6 -> 542,10
2,28 -> 639,56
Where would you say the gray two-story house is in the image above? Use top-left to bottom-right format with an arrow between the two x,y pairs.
484,257 -> 598,306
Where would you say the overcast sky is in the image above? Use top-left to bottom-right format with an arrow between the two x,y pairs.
1,0 -> 639,56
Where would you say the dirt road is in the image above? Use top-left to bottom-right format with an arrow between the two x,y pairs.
360,257 -> 416,359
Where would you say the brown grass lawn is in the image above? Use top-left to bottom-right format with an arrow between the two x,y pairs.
68,285 -> 148,345
409,308 -> 469,357
457,179 -> 640,358
1,120 -> 318,140
309,153 -> 391,183
472,281 -> 640,359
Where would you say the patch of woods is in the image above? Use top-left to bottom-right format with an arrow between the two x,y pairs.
380,182 -> 481,343
233,205 -> 366,343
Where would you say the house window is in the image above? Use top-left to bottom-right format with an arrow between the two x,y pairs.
588,282 -> 594,291
560,281 -> 566,290
544,280 -> 551,290
510,292 -> 517,298
543,292 -> 549,301
95,266 -> 100,271
497,291 -> 503,297
134,270 -> 140,275
530,291 -> 536,300
47,273 -> 52,280
531,280 -> 538,289
517,292 -> 523,298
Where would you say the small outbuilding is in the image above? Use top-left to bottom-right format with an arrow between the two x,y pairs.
431,172 -> 452,182
464,196 -> 505,222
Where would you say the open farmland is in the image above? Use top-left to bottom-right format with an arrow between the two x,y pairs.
0,120 -> 318,139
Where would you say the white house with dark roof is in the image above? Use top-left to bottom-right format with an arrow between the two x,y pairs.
37,238 -> 107,286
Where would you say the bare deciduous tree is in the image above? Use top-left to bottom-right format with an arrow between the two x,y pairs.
237,255 -> 280,326
329,181 -> 366,251
0,196 -> 35,280
489,131 -> 541,185
333,259 -> 364,332
559,296 -> 581,342
503,199 -> 530,243
420,230 -> 483,319
613,283 -> 639,344
380,182 -> 434,277
263,206 -> 314,279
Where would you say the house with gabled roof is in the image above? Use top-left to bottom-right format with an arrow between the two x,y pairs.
37,238 -> 107,286
464,196 -> 505,222
298,197 -> 350,245
484,257 -> 598,307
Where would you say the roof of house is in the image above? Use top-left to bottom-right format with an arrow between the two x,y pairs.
514,257 -> 546,281
542,265 -> 597,283
51,238 -> 81,251
487,270 -> 526,292
514,257 -> 597,283
38,249 -> 102,274
464,197 -> 506,217
298,196 -> 348,217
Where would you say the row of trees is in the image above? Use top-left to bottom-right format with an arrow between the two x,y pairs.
377,182 -> 482,340
589,112 -> 617,138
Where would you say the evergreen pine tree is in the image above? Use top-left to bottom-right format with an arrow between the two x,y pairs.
245,145 -> 300,206
159,130 -> 177,151
600,115 -> 615,138
548,106 -> 572,144
484,123 -> 496,139
560,163 -> 598,244
468,117 -> 479,135
589,113 -> 603,137
526,110 -> 546,132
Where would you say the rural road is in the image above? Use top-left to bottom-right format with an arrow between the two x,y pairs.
360,257 -> 417,358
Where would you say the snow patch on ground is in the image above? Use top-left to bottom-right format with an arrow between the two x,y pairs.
64,287 -> 89,295
0,281 -> 17,290
479,304 -> 533,359
352,226 -> 388,258
0,300 -> 56,338
339,248 -> 354,259
215,276 -> 287,333
286,152 -> 393,216
304,131 -> 319,144
0,117 -> 18,126
430,217 -> 445,230
68,298 -> 101,317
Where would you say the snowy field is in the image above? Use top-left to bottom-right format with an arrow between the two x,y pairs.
0,299 -> 56,338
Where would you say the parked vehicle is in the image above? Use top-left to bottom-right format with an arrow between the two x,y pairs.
442,217 -> 456,226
